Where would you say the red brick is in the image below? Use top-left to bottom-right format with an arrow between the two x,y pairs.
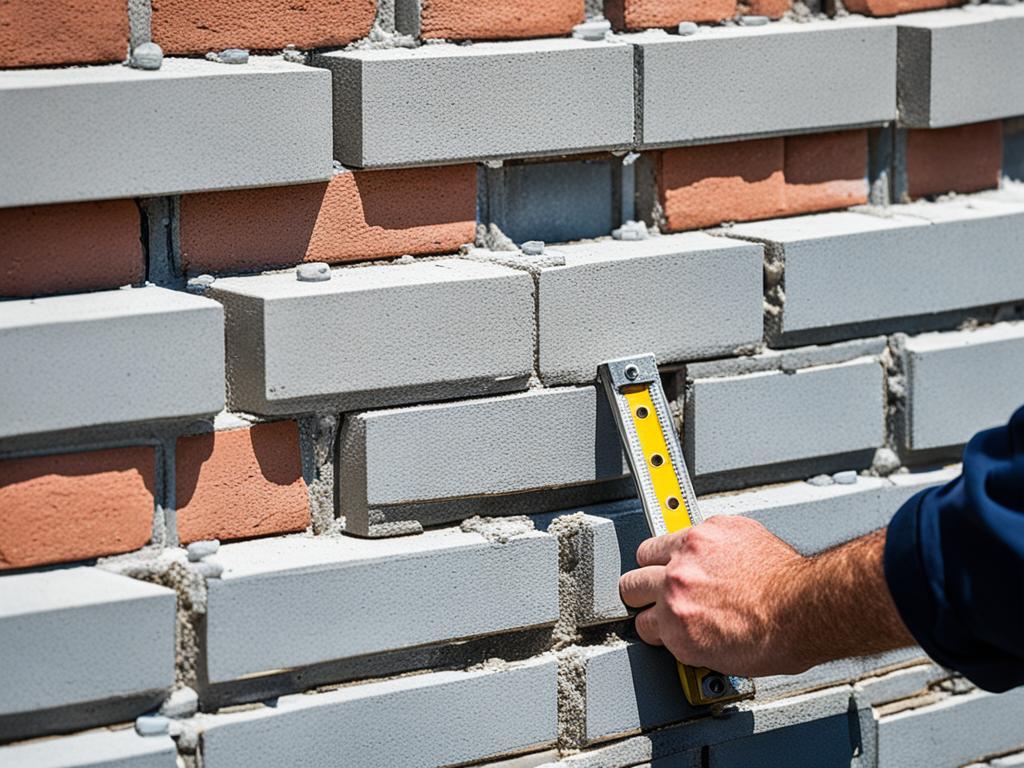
605,0 -> 737,27
151,0 -> 375,54
419,0 -> 584,39
0,0 -> 129,68
740,0 -> 790,17
179,166 -> 477,275
175,421 -> 309,544
784,130 -> 868,215
0,200 -> 144,299
658,139 -> 786,231
843,0 -> 960,15
906,121 -> 1003,200
0,447 -> 155,571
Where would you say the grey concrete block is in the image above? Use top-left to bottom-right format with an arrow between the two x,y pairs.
1006,120 -> 1024,184
200,656 -> 558,767
754,647 -> 926,703
205,529 -> 558,683
485,158 -> 617,245
632,19 -> 896,148
0,568 -> 175,718
876,688 -> 1024,768
0,58 -> 331,208
0,286 -> 224,440
684,356 -> 886,479
582,642 -> 696,744
338,387 -> 629,535
536,233 -> 763,385
209,258 -> 534,416
708,713 -> 857,768
854,663 -> 950,708
701,466 -> 958,556
0,729 -> 177,768
901,323 -> 1024,451
727,205 -> 1024,339
896,5 -> 1024,128
314,39 -> 634,167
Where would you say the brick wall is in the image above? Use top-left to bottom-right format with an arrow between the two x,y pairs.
2,1 -> 1024,766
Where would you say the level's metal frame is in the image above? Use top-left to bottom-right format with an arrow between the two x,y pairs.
598,354 -> 753,707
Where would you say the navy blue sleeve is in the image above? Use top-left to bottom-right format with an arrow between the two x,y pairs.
884,404 -> 1024,693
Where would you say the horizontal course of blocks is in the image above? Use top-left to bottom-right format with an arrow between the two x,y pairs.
0,728 -> 177,768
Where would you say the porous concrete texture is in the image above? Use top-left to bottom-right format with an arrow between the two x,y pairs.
727,199 -> 1024,340
896,5 -> 1024,128
899,322 -> 1024,451
0,568 -> 175,730
314,38 -> 634,167
0,446 -> 156,570
338,387 -> 628,535
0,286 -> 224,440
876,688 -> 1024,768
0,57 -> 332,208
200,657 -> 558,767
632,19 -> 896,148
0,728 -> 177,768
204,529 -> 558,683
533,233 -> 764,385
210,258 -> 534,415
684,354 -> 886,482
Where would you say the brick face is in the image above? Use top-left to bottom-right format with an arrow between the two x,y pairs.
605,0 -> 737,28
151,0 -> 376,54
419,0 -> 584,39
739,0 -> 791,18
179,166 -> 477,275
843,0 -> 960,15
906,121 -> 1003,200
659,138 -> 786,231
0,200 -> 144,299
0,0 -> 128,68
784,130 -> 868,215
0,447 -> 155,570
175,421 -> 310,544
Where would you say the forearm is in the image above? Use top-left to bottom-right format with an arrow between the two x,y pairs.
783,528 -> 916,667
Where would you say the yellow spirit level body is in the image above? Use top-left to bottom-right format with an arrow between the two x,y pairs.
598,354 -> 754,707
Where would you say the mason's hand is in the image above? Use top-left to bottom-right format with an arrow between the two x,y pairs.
618,517 -> 914,677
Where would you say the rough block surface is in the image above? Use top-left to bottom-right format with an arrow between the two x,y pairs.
782,130 -> 868,214
0,446 -> 155,570
901,323 -> 1024,451
634,19 -> 896,148
205,529 -> 558,682
0,0 -> 129,68
0,286 -> 224,440
409,0 -> 584,39
210,258 -> 533,415
535,233 -> 763,384
175,421 -> 309,545
0,568 -> 175,718
905,121 -> 1003,199
0,199 -> 143,299
151,0 -> 375,53
0,58 -> 332,208
200,657 -> 558,767
179,166 -> 476,274
605,0 -> 737,28
0,729 -> 177,768
315,39 -> 634,167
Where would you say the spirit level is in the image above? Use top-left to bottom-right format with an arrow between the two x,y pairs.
598,354 -> 754,707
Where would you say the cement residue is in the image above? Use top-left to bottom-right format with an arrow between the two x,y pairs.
475,222 -> 518,252
100,549 -> 207,689
883,339 -> 908,454
557,647 -> 588,753
870,447 -> 901,477
761,242 -> 786,336
460,515 -> 535,544
548,513 -> 595,648
346,23 -> 417,50
299,414 -> 340,535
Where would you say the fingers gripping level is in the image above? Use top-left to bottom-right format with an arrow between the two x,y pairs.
598,355 -> 753,707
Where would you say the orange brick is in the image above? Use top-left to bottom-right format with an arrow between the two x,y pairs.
175,421 -> 309,544
658,139 -> 786,231
843,0 -> 960,15
784,130 -> 868,215
906,121 -> 1003,200
0,200 -> 144,299
0,447 -> 155,571
0,0 -> 128,68
419,0 -> 584,39
179,166 -> 477,275
151,0 -> 375,54
740,0 -> 790,17
605,0 -> 737,27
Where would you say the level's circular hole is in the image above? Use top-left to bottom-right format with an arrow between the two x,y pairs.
650,453 -> 665,467
707,676 -> 726,696
635,406 -> 649,419
666,496 -> 681,510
